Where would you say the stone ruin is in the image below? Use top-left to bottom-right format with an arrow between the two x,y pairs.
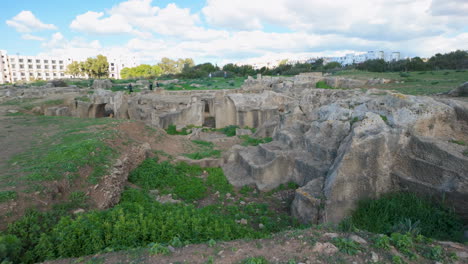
1,74 -> 467,225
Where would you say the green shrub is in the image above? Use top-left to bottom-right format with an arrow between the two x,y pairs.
390,233 -> 417,259
347,192 -> 463,241
128,159 -> 206,201
0,234 -> 22,263
206,168 -> 233,194
315,81 -> 334,89
219,125 -> 239,137
149,243 -> 170,256
184,150 -> 221,160
332,237 -> 361,255
0,191 -> 17,203
449,139 -> 466,146
240,136 -> 273,146
165,125 -> 190,135
373,235 -> 391,250
241,256 -> 269,264
400,72 -> 410,77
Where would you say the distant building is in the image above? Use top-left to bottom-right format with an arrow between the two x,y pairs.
326,50 -> 401,66
0,50 -> 138,84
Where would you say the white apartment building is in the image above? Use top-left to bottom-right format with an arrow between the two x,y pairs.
326,51 -> 400,66
0,50 -> 138,84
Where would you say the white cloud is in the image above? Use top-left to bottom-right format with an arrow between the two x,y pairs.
30,0 -> 467,64
6,10 -> 57,33
202,0 -> 463,41
21,34 -> 45,41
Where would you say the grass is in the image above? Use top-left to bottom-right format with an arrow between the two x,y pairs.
183,140 -> 221,160
4,115 -> 121,190
333,69 -> 468,95
449,139 -> 466,146
0,191 -> 17,203
162,77 -> 245,91
240,135 -> 272,146
315,80 -> 335,89
345,192 -> 464,241
75,96 -> 91,102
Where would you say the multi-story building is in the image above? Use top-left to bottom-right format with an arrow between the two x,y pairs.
326,50 -> 400,66
0,50 -> 138,84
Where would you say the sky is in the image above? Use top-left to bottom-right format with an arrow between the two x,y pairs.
1,0 -> 467,65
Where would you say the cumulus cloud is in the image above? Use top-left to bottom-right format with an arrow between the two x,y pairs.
6,10 -> 57,33
27,0 -> 468,64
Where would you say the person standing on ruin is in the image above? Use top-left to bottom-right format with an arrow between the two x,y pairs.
149,83 -> 153,91
128,83 -> 133,93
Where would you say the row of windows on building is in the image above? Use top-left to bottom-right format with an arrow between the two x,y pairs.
8,58 -> 65,64
9,72 -> 65,77
6,64 -> 65,70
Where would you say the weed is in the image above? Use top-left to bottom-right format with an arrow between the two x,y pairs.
449,139 -> 466,146
165,124 -> 191,135
219,125 -> 239,137
149,243 -> 170,256
391,255 -> 404,264
349,117 -> 359,126
390,233 -> 417,259
379,115 -> 388,123
373,235 -> 391,250
206,168 -> 234,194
75,96 -> 90,102
241,256 -> 269,264
240,136 -> 273,146
315,81 -> 335,89
239,185 -> 256,196
207,239 -> 216,247
192,140 -> 214,148
391,218 -> 421,236
332,237 -> 361,255
348,192 -> 463,241
0,191 -> 17,203
419,245 -> 443,261
184,150 -> 221,160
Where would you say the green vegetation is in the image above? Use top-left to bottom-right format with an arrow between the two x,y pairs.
332,237 -> 361,255
315,81 -> 335,89
218,125 -> 239,137
240,257 -> 269,264
373,234 -> 391,250
183,140 -> 222,160
380,115 -> 388,124
162,77 -> 244,90
0,160 -> 297,263
240,135 -> 273,146
4,115 -> 120,194
334,69 -> 468,95
65,55 -> 109,78
74,96 -> 91,102
346,192 -> 464,241
165,124 -> 191,135
0,190 -> 17,203
449,139 -> 466,146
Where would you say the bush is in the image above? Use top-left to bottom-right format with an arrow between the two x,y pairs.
219,125 -> 239,137
315,81 -> 334,89
0,234 -> 22,263
346,192 -> 463,241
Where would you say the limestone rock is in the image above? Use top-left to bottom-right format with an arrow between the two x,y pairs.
448,81 -> 468,97
92,79 -> 113,89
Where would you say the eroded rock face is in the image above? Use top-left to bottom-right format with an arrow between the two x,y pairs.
223,88 -> 468,224
92,79 -> 113,89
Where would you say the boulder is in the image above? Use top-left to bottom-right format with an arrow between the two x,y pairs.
448,82 -> 468,97
92,79 -> 113,89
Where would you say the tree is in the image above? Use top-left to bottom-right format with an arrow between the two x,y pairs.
158,57 -> 179,75
65,61 -> 81,77
93,55 -> 109,78
324,62 -> 342,70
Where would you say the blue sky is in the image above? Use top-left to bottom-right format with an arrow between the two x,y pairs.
2,0 -> 467,65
